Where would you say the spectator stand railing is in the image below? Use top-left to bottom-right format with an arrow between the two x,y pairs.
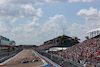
0,48 -> 23,63
36,50 -> 84,67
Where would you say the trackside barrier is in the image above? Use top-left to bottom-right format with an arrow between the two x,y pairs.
0,51 -> 17,57
37,51 -> 84,67
0,49 -> 23,63
34,50 -> 61,67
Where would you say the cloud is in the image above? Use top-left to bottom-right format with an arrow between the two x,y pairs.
0,0 -> 96,19
38,14 -> 68,43
24,17 -> 40,33
68,23 -> 87,41
45,0 -> 94,2
0,3 -> 42,18
77,7 -> 100,18
0,7 -> 100,45
0,0 -> 43,18
0,0 -> 44,5
0,0 -> 95,18
0,14 -> 67,45
68,0 -> 93,2
10,18 -> 17,24
12,27 -> 23,34
68,7 -> 100,41
19,14 -> 67,45
0,0 -> 44,18
77,7 -> 100,29
0,22 -> 11,33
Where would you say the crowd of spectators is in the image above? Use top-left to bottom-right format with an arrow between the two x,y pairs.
37,35 -> 100,67
59,36 -> 100,67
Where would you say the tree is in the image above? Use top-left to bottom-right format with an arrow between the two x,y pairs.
73,36 -> 80,44
85,36 -> 89,40
58,35 -> 68,44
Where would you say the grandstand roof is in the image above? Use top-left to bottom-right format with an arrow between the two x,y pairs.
0,35 -> 10,41
44,35 -> 72,43
87,28 -> 100,33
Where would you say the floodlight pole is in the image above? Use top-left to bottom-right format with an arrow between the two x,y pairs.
63,28 -> 65,35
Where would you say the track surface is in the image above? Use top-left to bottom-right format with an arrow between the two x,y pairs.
1,49 -> 44,67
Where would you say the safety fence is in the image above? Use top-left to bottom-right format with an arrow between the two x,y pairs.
37,51 -> 83,67
0,51 -> 15,58
0,49 -> 23,63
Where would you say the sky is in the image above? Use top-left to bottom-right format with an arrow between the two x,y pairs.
0,0 -> 100,45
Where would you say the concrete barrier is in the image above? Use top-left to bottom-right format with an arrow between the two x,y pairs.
0,49 -> 23,63
37,51 -> 84,67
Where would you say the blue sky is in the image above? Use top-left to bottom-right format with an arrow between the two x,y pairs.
0,0 -> 100,45
38,2 -> 100,24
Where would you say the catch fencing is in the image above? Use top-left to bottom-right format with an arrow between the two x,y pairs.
0,49 -> 23,63
37,51 -> 83,67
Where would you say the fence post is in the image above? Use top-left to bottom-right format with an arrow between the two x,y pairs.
51,53 -> 52,60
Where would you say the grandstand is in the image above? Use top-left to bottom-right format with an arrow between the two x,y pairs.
0,29 -> 100,67
0,35 -> 16,46
37,35 -> 79,52
37,29 -> 100,67
9,41 -> 16,46
87,28 -> 100,38
59,34 -> 100,67
0,36 -> 10,46
0,36 -> 16,54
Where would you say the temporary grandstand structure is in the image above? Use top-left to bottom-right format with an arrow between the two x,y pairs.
0,35 -> 16,46
87,28 -> 100,38
0,36 -> 10,46
38,35 -> 79,52
9,40 -> 16,46
0,36 -> 16,52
